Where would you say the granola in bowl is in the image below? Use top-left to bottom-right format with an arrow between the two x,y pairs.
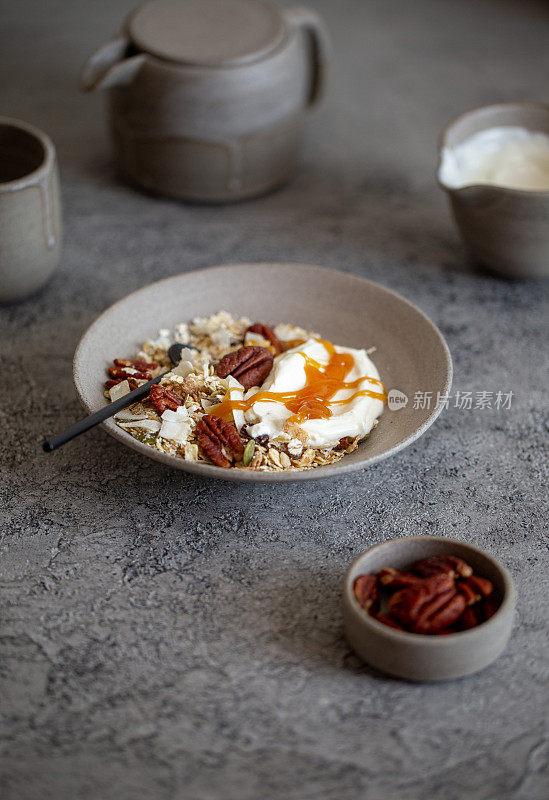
104,312 -> 386,473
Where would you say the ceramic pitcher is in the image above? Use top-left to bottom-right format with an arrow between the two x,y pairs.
81,0 -> 330,202
437,102 -> 549,279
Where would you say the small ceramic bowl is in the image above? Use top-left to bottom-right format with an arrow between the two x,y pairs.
343,536 -> 516,682
437,102 -> 549,279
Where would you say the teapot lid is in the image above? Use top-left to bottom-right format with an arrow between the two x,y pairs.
127,0 -> 287,66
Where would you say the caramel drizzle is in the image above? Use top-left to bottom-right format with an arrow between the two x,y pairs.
210,338 -> 386,425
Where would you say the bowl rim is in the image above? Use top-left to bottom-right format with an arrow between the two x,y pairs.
436,100 -> 549,197
72,262 -> 453,483
343,534 -> 516,645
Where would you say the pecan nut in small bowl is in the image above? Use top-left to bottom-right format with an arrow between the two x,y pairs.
216,346 -> 273,389
388,573 -> 459,631
343,536 -> 516,682
352,574 -> 379,613
365,558 -> 493,637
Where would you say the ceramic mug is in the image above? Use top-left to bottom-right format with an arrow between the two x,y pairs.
437,102 -> 549,280
0,117 -> 62,302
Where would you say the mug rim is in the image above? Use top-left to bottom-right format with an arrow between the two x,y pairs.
436,101 -> 549,198
0,115 -> 56,193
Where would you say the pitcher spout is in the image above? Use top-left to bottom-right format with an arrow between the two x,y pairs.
80,37 -> 146,92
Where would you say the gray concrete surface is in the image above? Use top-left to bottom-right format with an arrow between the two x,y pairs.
1,1 -> 548,798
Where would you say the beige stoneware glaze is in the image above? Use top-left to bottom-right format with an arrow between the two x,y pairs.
80,0 -> 330,202
72,263 -> 452,482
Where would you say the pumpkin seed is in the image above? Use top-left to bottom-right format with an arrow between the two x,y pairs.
242,439 -> 255,466
133,429 -> 158,447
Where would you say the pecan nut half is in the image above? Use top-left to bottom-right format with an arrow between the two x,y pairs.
114,358 -> 158,376
388,573 -> 455,629
149,385 -> 184,415
246,323 -> 283,353
196,414 -> 244,468
480,595 -> 499,621
216,346 -> 273,389
458,606 -> 480,631
353,574 -> 379,612
411,589 -> 466,634
378,567 -> 426,589
105,357 -> 159,389
457,581 -> 481,606
106,378 -> 138,391
410,555 -> 473,579
465,574 -> 493,597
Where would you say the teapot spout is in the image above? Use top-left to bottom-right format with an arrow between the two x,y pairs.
80,37 -> 145,92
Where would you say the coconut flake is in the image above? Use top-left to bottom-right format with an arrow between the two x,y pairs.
273,323 -> 310,342
184,442 -> 198,461
118,419 -> 161,433
158,406 -> 194,444
109,380 -> 131,401
115,408 -> 148,422
172,360 -> 195,378
225,376 -> 246,431
287,438 -> 304,457
210,328 -> 232,350
174,323 -> 190,344
145,329 -> 171,350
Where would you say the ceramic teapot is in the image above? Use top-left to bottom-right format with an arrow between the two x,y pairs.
81,0 -> 330,202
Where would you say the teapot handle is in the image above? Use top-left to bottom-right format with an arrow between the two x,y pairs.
80,37 -> 146,92
284,6 -> 331,106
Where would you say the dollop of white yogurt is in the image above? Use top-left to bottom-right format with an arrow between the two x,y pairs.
439,126 -> 549,191
244,339 -> 384,448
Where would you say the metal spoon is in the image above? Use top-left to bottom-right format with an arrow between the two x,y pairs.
43,343 -> 196,453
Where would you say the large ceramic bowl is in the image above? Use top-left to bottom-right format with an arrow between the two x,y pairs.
73,263 -> 452,481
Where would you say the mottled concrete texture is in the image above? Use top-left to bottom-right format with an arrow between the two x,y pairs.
1,1 -> 548,798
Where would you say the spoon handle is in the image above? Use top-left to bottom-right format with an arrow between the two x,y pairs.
43,371 -> 169,452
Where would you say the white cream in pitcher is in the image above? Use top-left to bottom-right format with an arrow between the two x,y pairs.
439,126 -> 549,191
